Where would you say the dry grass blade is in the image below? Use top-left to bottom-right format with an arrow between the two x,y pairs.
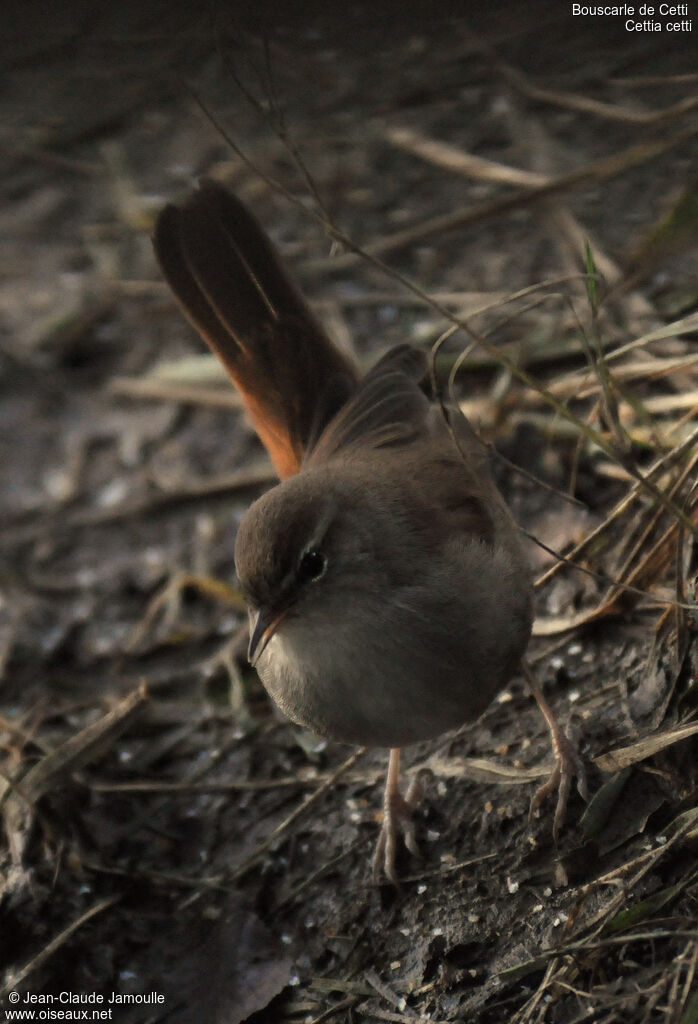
427,274 -> 596,367
602,311 -> 698,363
619,503 -> 697,605
0,896 -> 118,999
384,125 -> 549,187
510,959 -> 561,1024
570,808 -> 698,941
132,354 -> 229,383
465,20 -> 698,124
533,507 -> 698,636
643,391 -> 698,414
593,721 -> 698,772
549,354 -> 698,399
111,376 -> 241,408
603,873 -> 698,936
676,940 -> 698,1021
501,929 -> 698,987
532,605 -> 616,636
1,685 -> 148,878
463,345 -> 696,541
305,994 -> 361,1023
301,124 -> 698,275
90,776 -> 319,794
355,1006 -> 437,1024
490,75 -> 653,327
502,71 -> 698,125
611,72 -> 698,86
580,242 -> 632,456
607,454 -> 698,600
426,755 -> 546,785
536,426 -> 698,590
1,684 -> 148,809
365,968 -> 409,1013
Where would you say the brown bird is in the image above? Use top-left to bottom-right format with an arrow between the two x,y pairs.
153,181 -> 585,882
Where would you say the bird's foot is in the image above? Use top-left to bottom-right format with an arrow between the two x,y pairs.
523,662 -> 588,841
372,766 -> 425,885
529,715 -> 588,841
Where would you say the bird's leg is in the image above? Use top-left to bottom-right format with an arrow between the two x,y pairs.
372,747 -> 424,884
523,661 -> 588,840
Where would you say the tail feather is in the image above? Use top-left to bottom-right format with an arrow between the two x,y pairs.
153,181 -> 358,478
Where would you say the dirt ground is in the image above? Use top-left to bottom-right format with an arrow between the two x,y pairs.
1,3 -> 698,1023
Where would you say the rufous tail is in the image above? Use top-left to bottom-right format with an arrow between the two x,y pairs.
153,181 -> 358,478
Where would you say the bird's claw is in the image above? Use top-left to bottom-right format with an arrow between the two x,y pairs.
372,772 -> 425,885
529,718 -> 588,842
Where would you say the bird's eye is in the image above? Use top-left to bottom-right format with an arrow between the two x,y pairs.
297,549 -> 326,583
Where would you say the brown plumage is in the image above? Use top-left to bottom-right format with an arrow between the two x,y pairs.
153,182 -> 583,883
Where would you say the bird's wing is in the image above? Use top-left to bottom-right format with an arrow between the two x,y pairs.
305,344 -> 431,464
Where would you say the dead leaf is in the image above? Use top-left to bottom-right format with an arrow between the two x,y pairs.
165,902 -> 293,1024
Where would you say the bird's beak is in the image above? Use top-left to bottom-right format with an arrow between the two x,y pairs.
248,606 -> 287,666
